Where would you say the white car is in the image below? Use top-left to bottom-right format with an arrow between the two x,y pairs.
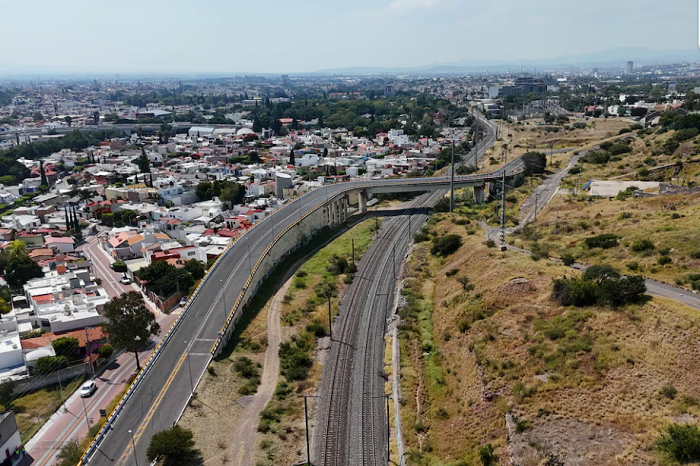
120,276 -> 132,285
80,381 -> 97,398
179,296 -> 189,306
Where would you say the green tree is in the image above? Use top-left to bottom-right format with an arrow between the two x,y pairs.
5,251 -> 43,289
289,150 -> 295,166
97,344 -> 114,359
146,426 -> 200,466
56,439 -> 83,466
521,152 -> 547,176
32,112 -> 44,122
0,380 -> 16,408
35,356 -> 68,375
40,161 -> 48,187
51,336 -> 79,359
136,151 -> 151,174
183,260 -> 206,281
64,116 -> 72,127
102,292 -> 160,370
657,423 -> 700,462
219,182 -> 244,208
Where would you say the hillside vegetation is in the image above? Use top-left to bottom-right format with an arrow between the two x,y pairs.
398,213 -> 700,465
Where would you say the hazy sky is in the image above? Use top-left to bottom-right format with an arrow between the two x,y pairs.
1,0 -> 698,75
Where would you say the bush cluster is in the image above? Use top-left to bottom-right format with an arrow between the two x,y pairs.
279,332 -> 314,381
430,234 -> 462,256
583,234 -> 619,250
552,265 -> 646,307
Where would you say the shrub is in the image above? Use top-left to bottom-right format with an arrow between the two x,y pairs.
619,128 -> 632,134
34,356 -> 68,375
430,234 -> 462,256
663,140 -> 680,155
584,234 -> 619,250
279,334 -> 313,381
661,383 -> 678,400
52,336 -> 79,358
146,426 -> 198,466
552,266 -> 645,307
414,226 -> 430,243
626,261 -> 640,272
479,443 -> 496,466
657,423 -> 700,462
632,239 -> 655,252
112,261 -> 127,272
97,344 -> 114,359
515,418 -> 532,433
658,255 -> 672,266
675,127 -> 699,141
609,144 -> 632,156
233,356 -> 260,379
433,197 -> 451,212
296,270 -> 308,278
581,151 -> 611,164
691,251 -> 700,260
293,276 -> 306,289
326,254 -> 355,275
560,252 -> 575,266
445,268 -> 459,277
484,239 -> 496,248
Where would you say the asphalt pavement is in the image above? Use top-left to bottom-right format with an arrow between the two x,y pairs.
87,136 -> 515,466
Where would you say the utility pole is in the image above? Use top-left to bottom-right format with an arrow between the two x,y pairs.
351,238 -> 355,266
185,341 -> 194,394
302,395 -> 319,466
57,369 -> 65,412
578,166 -> 582,196
247,235 -> 253,277
84,327 -> 94,375
220,279 -> 227,327
327,292 -> 333,340
81,394 -> 91,432
449,140 -> 455,212
500,170 -> 507,251
386,394 -> 391,464
304,396 -> 311,466
550,143 -> 554,167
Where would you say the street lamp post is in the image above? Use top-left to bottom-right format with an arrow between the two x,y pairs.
128,430 -> 139,466
80,394 -> 91,431
220,279 -> 227,327
184,341 -> 194,395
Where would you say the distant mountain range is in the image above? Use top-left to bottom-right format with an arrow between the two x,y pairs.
309,47 -> 700,76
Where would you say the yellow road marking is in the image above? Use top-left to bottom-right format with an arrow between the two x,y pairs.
35,390 -> 107,466
115,352 -> 187,466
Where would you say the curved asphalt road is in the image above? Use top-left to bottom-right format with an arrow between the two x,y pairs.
87,115 -> 506,466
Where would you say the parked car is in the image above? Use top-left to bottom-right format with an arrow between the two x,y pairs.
180,296 -> 189,306
120,276 -> 131,285
80,381 -> 97,398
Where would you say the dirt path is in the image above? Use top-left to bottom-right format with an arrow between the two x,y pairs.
230,278 -> 291,466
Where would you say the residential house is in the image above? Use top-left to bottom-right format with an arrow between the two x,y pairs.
45,236 -> 75,254
0,411 -> 23,464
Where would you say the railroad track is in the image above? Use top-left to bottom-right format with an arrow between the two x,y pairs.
316,191 -> 443,466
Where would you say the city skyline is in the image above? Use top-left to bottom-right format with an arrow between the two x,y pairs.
0,0 -> 698,75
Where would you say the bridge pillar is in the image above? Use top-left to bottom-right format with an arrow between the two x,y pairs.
473,185 -> 484,204
331,200 -> 337,227
358,190 -> 368,214
343,196 -> 348,222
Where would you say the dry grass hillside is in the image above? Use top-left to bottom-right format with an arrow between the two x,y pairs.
518,191 -> 700,287
398,213 -> 700,466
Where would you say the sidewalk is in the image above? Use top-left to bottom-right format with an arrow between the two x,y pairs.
79,235 -> 161,315
25,310 -> 177,466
